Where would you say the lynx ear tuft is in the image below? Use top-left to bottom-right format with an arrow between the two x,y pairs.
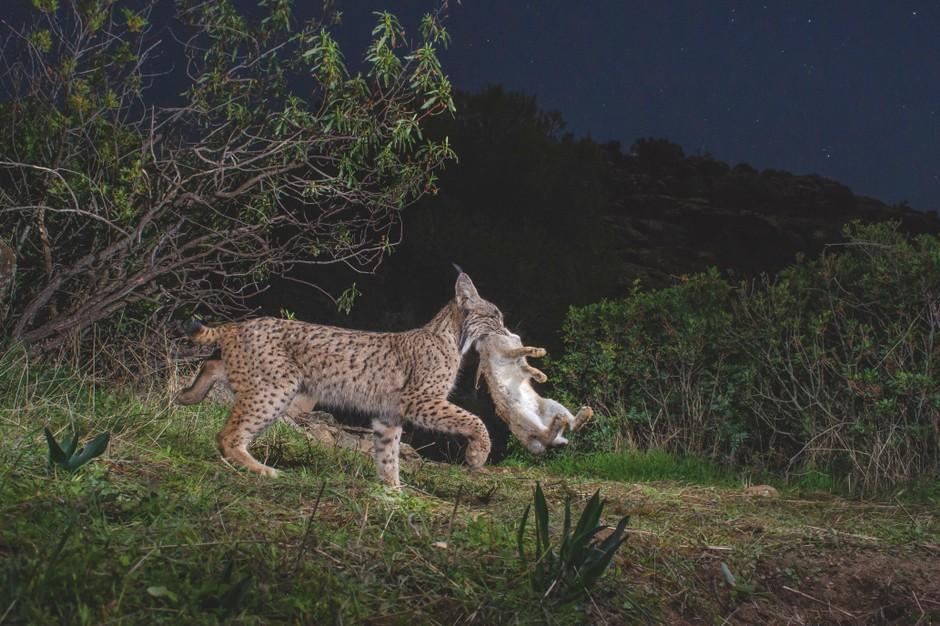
451,262 -> 464,275
455,273 -> 479,307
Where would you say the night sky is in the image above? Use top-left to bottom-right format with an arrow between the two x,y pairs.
6,1 -> 937,208
337,1 -> 940,211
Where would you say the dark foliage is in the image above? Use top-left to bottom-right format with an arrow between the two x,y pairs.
552,222 -> 940,492
272,87 -> 940,359
44,427 -> 110,471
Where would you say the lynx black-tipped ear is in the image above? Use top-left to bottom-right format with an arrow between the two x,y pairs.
455,273 -> 479,307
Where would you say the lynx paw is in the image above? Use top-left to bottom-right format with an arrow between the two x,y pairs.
465,439 -> 490,469
530,347 -> 547,358
258,465 -> 280,478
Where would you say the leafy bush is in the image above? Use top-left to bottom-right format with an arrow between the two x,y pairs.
552,268 -> 748,460
552,222 -> 940,492
0,0 -> 455,357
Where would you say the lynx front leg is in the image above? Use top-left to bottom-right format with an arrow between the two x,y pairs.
371,419 -> 403,488
403,397 -> 491,469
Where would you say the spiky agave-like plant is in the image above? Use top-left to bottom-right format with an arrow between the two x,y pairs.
44,428 -> 110,472
517,483 -> 629,603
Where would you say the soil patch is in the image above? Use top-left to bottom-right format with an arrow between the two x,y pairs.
732,546 -> 940,625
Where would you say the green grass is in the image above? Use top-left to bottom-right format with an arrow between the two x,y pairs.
507,444 -> 940,507
0,349 -> 594,624
536,449 -> 737,487
2,347 -> 939,624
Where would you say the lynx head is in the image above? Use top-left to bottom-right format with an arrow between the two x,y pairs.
455,273 -> 506,354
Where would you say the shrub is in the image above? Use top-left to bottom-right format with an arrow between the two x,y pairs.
552,222 -> 940,492
0,0 -> 455,357
552,268 -> 750,461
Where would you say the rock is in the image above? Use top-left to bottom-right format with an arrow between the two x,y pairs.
743,484 -> 780,498
282,409 -> 420,461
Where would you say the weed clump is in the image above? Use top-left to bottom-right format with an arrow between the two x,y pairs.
44,428 -> 110,472
517,483 -> 629,604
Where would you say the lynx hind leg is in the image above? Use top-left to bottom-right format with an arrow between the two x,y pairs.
372,419 -> 403,488
522,363 -> 548,383
571,406 -> 594,432
216,372 -> 301,478
176,357 -> 227,405
403,396 -> 491,469
504,346 -> 547,359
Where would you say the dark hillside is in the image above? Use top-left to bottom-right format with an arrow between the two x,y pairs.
263,87 -> 940,353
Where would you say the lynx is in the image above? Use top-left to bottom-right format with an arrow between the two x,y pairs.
181,273 -> 504,488
475,331 -> 593,454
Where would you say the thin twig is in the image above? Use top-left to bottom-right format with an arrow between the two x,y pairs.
291,480 -> 326,574
782,585 -> 857,619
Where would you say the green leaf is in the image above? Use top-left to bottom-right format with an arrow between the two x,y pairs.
533,483 -> 550,560
565,491 -> 604,561
147,586 -> 178,603
581,535 -> 627,582
572,490 -> 603,540
594,516 -> 630,555
44,427 -> 67,466
62,432 -> 80,459
66,432 -> 110,470
516,504 -> 530,564
558,495 -> 573,566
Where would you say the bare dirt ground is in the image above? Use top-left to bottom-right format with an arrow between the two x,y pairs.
551,478 -> 940,625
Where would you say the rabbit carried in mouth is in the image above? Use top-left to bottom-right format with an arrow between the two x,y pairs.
475,331 -> 593,454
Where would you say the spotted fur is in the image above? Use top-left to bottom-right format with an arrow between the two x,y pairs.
475,332 -> 593,454
181,274 -> 501,487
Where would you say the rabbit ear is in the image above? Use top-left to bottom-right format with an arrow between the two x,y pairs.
455,273 -> 479,307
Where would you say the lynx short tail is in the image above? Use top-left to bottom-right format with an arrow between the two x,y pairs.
186,319 -> 220,345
